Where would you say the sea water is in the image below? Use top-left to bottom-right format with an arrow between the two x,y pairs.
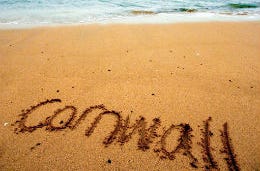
0,0 -> 260,28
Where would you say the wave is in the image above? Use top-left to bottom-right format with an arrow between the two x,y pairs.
228,3 -> 258,9
1,0 -> 260,28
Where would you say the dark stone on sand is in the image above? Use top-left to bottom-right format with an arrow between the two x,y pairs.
108,69 -> 111,72
56,90 -> 60,93
151,93 -> 155,96
180,8 -> 197,13
131,10 -> 155,15
107,159 -> 112,164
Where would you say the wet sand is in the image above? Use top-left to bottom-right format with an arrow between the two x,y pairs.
0,22 -> 259,170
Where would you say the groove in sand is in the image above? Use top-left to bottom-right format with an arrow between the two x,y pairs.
13,99 -> 241,170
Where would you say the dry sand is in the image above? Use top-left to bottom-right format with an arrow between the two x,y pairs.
0,22 -> 259,170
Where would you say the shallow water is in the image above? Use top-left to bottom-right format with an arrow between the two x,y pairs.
0,0 -> 260,28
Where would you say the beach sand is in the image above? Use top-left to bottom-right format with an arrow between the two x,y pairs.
0,22 -> 259,170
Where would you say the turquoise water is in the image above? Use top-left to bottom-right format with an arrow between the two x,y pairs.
0,0 -> 260,28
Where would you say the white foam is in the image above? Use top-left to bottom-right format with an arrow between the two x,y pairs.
0,12 -> 260,29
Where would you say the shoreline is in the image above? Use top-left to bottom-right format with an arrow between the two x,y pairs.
0,22 -> 259,170
0,20 -> 259,31
0,15 -> 260,30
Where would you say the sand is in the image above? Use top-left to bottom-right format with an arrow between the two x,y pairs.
0,22 -> 259,170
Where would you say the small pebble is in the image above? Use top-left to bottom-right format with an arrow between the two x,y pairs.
107,159 -> 112,164
108,69 -> 111,72
56,90 -> 60,93
31,142 -> 41,150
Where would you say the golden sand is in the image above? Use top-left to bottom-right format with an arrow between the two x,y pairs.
0,22 -> 259,170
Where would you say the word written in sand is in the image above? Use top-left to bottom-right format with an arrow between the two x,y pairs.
13,99 -> 240,170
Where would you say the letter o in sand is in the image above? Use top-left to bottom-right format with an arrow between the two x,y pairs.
46,106 -> 77,131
